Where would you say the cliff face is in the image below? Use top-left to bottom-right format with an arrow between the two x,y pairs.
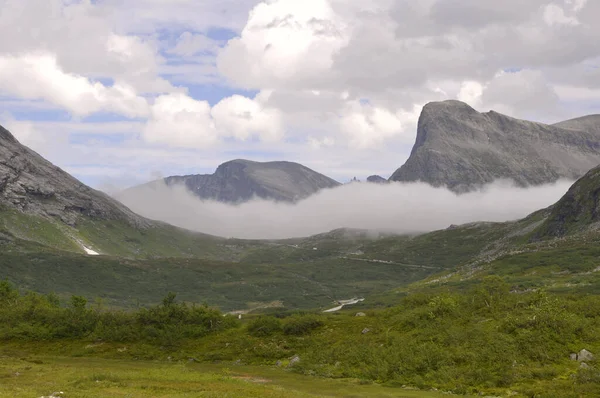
0,124 -> 147,227
389,100 -> 600,192
126,159 -> 341,203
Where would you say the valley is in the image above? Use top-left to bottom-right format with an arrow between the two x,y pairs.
3,102 -> 600,397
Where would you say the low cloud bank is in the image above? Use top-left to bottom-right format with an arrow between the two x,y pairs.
116,180 -> 573,239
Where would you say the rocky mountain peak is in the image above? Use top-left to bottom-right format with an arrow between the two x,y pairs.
0,125 -> 17,143
122,159 -> 341,204
366,175 -> 387,184
390,100 -> 600,192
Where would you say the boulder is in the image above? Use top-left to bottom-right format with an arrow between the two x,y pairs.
578,349 -> 594,362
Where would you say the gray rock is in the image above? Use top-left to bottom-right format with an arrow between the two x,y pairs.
366,175 -> 387,184
580,362 -> 590,369
361,328 -> 370,334
570,353 -> 578,361
578,349 -> 594,362
276,360 -> 282,367
389,100 -> 600,192
122,159 -> 341,204
355,312 -> 367,317
288,355 -> 301,367
0,125 -> 148,228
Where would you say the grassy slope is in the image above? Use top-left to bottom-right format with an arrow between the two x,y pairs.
0,207 -> 256,260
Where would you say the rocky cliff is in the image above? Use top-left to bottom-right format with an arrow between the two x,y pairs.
0,124 -> 147,227
389,100 -> 600,192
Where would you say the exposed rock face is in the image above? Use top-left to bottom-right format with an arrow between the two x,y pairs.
366,175 -> 387,184
389,100 -> 600,192
0,124 -> 147,227
127,159 -> 340,203
554,115 -> 600,135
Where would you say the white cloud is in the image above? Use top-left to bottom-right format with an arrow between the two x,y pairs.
168,32 -> 222,56
339,102 -> 421,148
480,70 -> 561,121
143,93 -> 218,147
217,0 -> 351,90
143,92 -> 285,147
457,81 -> 484,106
543,4 -> 580,26
117,179 -> 574,239
0,0 -> 173,95
211,95 -> 284,142
0,53 -> 149,117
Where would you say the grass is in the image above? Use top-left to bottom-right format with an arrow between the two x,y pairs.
0,356 -> 456,398
0,250 -> 435,310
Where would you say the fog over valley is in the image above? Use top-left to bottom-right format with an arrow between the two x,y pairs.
117,179 -> 574,239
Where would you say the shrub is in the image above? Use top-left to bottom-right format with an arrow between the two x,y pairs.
283,315 -> 324,336
247,316 -> 282,337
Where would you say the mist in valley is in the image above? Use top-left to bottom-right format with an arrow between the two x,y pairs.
116,180 -> 573,240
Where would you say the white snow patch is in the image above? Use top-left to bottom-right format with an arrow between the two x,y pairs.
82,245 -> 99,256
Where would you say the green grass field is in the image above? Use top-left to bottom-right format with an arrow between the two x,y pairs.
0,356 -> 455,398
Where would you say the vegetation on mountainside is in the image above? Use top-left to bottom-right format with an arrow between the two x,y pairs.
0,207 -> 258,260
1,279 -> 599,397
0,250 -> 434,310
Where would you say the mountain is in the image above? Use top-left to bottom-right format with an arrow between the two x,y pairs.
124,159 -> 341,204
0,124 -> 242,259
531,164 -> 600,239
0,125 -> 146,227
389,100 -> 600,192
366,175 -> 387,184
554,114 -> 600,134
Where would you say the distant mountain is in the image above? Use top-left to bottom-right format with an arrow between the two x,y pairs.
553,114 -> 600,134
124,159 -> 341,203
389,100 -> 600,192
366,175 -> 387,184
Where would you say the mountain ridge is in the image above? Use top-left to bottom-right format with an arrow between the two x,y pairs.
389,100 -> 600,192
123,158 -> 341,204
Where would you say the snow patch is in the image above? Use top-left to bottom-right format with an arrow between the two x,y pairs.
82,245 -> 99,256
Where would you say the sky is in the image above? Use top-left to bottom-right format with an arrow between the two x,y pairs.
1,0 -> 599,191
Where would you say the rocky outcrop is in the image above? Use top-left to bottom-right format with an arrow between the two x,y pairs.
0,124 -> 147,227
389,100 -> 600,192
366,175 -> 387,184
125,159 -> 341,204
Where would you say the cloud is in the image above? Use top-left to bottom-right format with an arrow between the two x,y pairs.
142,91 -> 284,147
117,179 -> 573,239
217,0 -> 351,90
339,101 -> 422,148
0,53 -> 149,117
143,93 -> 218,147
0,0 -> 173,94
480,70 -> 561,120
168,32 -> 223,57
